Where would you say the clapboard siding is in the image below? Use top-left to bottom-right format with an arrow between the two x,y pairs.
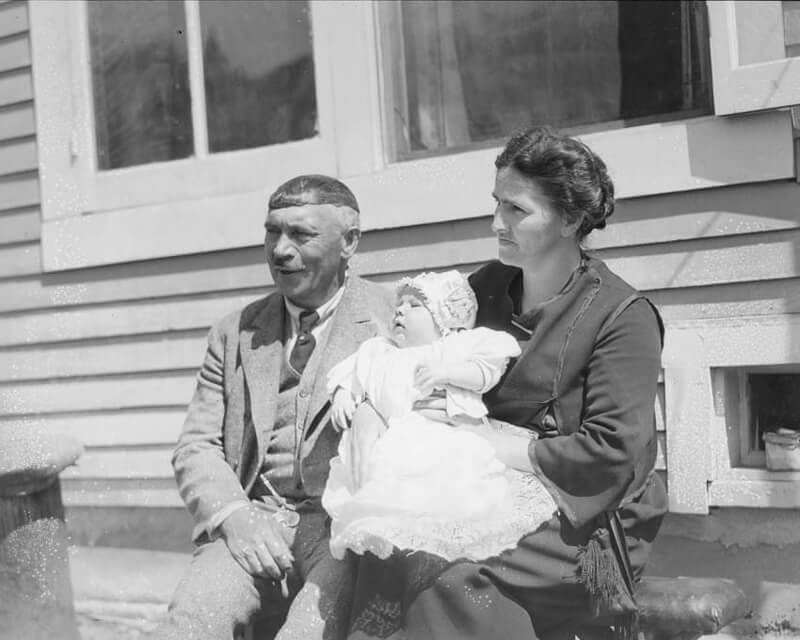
2,274 -> 800,349
0,2 -> 27,39
0,238 -> 38,277
0,169 -> 37,208
0,101 -> 34,139
0,288 -> 264,346
0,66 -> 32,105
64,448 -> 175,480
0,205 -> 38,244
0,0 -> 796,512
0,30 -> 29,72
0,408 -> 186,446
0,134 -> 36,174
3,219 -> 800,314
591,180 -> 800,249
651,277 -> 800,321
62,482 -> 184,508
0,330 -> 207,381
1,370 -> 196,416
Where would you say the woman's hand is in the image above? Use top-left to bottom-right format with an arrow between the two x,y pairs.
331,386 -> 357,431
462,420 -> 536,473
412,394 -> 456,425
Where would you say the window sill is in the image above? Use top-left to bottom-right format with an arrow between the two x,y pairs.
709,468 -> 800,509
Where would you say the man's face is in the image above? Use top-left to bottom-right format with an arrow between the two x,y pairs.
264,203 -> 358,309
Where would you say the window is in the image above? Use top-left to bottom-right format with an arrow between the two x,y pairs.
87,0 -> 317,170
708,1 -> 800,114
719,367 -> 800,469
661,319 -> 800,512
381,1 -> 712,158
38,0 -> 338,217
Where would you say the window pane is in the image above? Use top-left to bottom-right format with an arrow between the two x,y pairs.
392,1 -> 712,156
784,1 -> 800,58
199,0 -> 317,153
734,2 -> 799,64
88,1 -> 193,170
749,373 -> 800,450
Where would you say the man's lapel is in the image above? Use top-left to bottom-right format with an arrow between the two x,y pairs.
239,293 -> 285,465
300,277 -> 379,437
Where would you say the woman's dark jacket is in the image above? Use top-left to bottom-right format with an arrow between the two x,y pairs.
469,256 -> 668,532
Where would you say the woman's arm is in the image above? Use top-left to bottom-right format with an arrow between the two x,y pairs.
466,300 -> 661,523
531,299 -> 662,526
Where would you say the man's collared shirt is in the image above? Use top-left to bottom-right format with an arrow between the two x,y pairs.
283,283 -> 346,362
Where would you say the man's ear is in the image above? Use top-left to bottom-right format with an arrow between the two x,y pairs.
341,227 -> 361,259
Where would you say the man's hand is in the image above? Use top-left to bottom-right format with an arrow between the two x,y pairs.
331,386 -> 357,431
219,504 -> 294,580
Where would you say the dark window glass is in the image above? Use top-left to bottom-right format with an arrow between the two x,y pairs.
199,0 -> 317,153
88,0 -> 193,170
395,0 -> 712,156
749,373 -> 800,450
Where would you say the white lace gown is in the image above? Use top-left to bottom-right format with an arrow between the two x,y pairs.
322,328 -> 558,562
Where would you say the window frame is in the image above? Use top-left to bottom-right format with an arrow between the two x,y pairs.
708,0 -> 800,115
664,316 -> 800,513
30,0 -> 797,272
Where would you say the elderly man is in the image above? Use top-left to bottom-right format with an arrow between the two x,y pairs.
151,175 -> 394,640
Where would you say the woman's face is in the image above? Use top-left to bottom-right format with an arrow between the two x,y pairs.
491,167 -> 575,268
392,292 -> 441,348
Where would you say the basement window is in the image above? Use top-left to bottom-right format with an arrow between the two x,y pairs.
722,367 -> 800,469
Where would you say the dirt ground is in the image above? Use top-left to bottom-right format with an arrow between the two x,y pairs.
77,612 -> 159,640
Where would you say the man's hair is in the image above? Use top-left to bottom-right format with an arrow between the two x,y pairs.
268,174 -> 360,229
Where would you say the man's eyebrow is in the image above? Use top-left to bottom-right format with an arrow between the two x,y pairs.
289,222 -> 318,233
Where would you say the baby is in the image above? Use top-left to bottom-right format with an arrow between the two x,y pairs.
274,270 -> 555,640
323,270 -> 556,561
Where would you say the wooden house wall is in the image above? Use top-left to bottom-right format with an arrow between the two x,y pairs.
1,1 -> 798,536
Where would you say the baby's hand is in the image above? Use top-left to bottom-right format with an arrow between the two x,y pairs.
331,387 -> 357,431
414,364 -> 442,397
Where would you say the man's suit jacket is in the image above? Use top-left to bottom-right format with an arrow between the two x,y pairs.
173,275 -> 394,540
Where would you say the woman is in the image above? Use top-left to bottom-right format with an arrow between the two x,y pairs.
347,127 -> 667,640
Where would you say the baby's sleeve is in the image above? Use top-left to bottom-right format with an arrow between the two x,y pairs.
441,328 -> 521,392
327,336 -> 388,400
326,350 -> 360,398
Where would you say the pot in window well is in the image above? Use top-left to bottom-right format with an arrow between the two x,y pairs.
763,428 -> 800,470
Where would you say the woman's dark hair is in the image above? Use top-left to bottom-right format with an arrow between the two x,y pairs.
495,127 -> 614,240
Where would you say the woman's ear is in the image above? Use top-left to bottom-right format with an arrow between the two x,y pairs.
560,215 -> 582,238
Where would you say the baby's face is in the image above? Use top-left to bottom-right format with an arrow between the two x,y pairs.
392,293 -> 441,348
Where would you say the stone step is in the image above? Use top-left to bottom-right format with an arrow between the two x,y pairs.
70,545 -> 190,638
69,546 -> 800,639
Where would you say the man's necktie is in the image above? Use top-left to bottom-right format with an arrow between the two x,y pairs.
289,310 -> 319,374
